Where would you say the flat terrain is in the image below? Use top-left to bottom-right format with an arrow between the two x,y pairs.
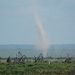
0,62 -> 75,75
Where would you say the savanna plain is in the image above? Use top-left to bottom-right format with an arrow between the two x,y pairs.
0,61 -> 75,75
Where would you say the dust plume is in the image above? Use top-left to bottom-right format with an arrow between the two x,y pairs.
33,0 -> 49,57
34,11 -> 49,57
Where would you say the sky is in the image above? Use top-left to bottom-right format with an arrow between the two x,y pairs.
0,0 -> 75,45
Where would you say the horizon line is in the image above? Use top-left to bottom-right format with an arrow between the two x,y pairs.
0,43 -> 75,45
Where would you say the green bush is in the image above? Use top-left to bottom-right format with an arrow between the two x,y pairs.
0,62 -> 75,75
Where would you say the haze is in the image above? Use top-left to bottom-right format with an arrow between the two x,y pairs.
0,0 -> 75,45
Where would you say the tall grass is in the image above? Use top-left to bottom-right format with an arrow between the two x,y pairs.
0,62 -> 75,75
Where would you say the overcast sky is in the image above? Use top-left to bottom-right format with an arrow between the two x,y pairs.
0,0 -> 75,45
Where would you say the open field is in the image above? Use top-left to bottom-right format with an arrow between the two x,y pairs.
0,62 -> 75,75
